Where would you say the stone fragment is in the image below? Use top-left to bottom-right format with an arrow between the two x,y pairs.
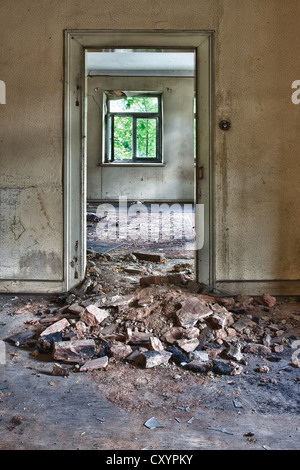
185,360 -> 210,373
135,350 -> 172,368
256,365 -> 269,373
80,305 -> 109,327
261,293 -> 276,308
140,273 -> 185,287
162,327 -> 184,344
79,356 -> 109,371
189,350 -> 209,362
167,345 -> 189,365
40,318 -> 70,337
213,360 -> 233,375
175,298 -> 213,328
126,347 -> 148,363
177,338 -> 199,353
125,328 -> 151,345
132,252 -> 165,262
244,344 -> 272,355
144,417 -> 164,429
37,331 -> 63,354
51,363 -> 70,376
52,339 -> 96,363
226,343 -> 244,362
109,343 -> 133,360
67,303 -> 84,315
149,336 -> 164,352
232,317 -> 255,333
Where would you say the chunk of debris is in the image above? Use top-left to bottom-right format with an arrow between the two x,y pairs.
80,305 -> 109,327
175,298 -> 213,328
140,273 -> 186,287
79,356 -> 109,372
244,344 -> 272,355
176,338 -> 199,353
109,342 -> 133,360
132,252 -> 165,262
52,339 -> 96,363
149,336 -> 164,352
40,318 -> 70,337
125,328 -> 152,346
51,363 -> 70,377
226,343 -> 244,362
261,293 -> 277,308
144,417 -> 164,429
134,350 -> 172,368
6,330 -> 37,348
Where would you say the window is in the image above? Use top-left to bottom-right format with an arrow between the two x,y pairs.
104,92 -> 162,163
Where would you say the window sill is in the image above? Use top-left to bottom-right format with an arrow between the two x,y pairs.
98,162 -> 166,167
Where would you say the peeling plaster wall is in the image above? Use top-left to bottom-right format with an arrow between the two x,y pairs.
87,76 -> 195,201
0,0 -> 300,291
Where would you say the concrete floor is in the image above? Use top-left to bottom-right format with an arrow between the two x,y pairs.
0,290 -> 299,451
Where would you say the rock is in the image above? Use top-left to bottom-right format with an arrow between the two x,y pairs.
244,344 -> 272,355
177,338 -> 199,353
162,327 -> 184,344
109,343 -> 133,360
79,356 -> 109,371
261,293 -> 276,308
255,365 -> 269,373
40,318 -> 70,337
80,305 -> 109,327
67,303 -> 84,315
52,339 -> 96,363
167,345 -> 190,365
213,360 -> 233,375
37,331 -> 63,354
149,336 -> 164,352
226,343 -> 244,362
125,328 -> 152,345
175,298 -> 213,328
185,360 -> 210,373
189,350 -> 209,362
140,273 -> 186,287
232,317 -> 256,333
144,417 -> 164,429
132,252 -> 165,262
51,363 -> 70,376
134,350 -> 172,368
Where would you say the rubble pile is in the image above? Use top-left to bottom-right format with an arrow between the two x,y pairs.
6,255 -> 300,377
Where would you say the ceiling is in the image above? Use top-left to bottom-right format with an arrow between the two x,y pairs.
87,50 -> 195,77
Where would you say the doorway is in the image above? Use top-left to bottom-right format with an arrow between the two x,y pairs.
64,30 -> 214,292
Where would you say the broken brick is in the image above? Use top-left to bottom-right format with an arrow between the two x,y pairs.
261,293 -> 277,308
134,350 -> 172,368
175,297 -> 213,328
80,305 -> 109,327
79,356 -> 108,372
40,318 -> 70,337
52,339 -> 96,363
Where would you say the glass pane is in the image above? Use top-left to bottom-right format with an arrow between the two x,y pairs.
136,118 -> 157,159
110,95 -> 159,113
113,116 -> 132,160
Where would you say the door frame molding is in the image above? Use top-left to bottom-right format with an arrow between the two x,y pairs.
63,29 -> 215,292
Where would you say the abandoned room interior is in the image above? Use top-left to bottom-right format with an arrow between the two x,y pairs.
0,0 -> 299,452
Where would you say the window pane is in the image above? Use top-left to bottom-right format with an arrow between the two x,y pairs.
136,118 -> 157,159
113,116 -> 132,160
110,96 -> 159,113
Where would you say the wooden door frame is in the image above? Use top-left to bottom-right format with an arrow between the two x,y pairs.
63,29 -> 215,292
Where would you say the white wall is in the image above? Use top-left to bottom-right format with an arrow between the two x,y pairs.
87,76 -> 195,201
